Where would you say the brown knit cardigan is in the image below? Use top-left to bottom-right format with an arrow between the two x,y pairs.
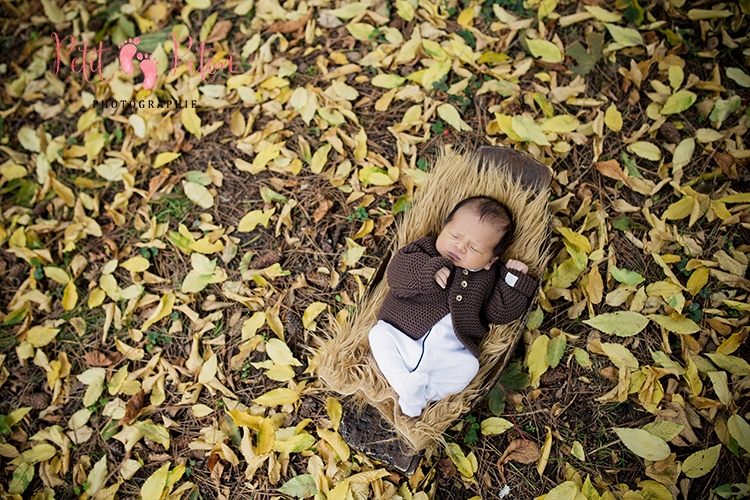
376,236 -> 537,358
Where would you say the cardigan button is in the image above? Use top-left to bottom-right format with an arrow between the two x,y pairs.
456,295 -> 463,301
461,280 -> 467,287
463,269 -> 468,275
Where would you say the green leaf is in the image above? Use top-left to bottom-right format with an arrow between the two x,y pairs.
611,266 -> 644,285
728,414 -> 750,453
547,334 -> 566,368
726,67 -> 750,88
605,23 -> 643,47
573,347 -> 592,369
705,353 -> 750,376
498,362 -> 530,390
583,311 -> 649,337
709,96 -> 741,123
278,474 -> 318,498
613,427 -> 671,461
641,421 -> 684,441
661,90 -> 697,115
9,462 -> 34,494
526,39 -> 563,63
511,115 -> 550,146
683,444 -> 721,478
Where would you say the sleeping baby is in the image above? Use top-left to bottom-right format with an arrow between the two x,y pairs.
368,196 -> 536,417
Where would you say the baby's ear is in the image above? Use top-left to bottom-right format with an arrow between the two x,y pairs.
484,256 -> 499,270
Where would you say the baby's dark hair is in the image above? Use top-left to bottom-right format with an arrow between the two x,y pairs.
445,196 -> 515,257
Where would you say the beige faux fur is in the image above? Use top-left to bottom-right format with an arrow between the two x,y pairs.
316,148 -> 551,452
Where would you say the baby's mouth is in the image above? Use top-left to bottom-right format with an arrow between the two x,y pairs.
448,252 -> 460,263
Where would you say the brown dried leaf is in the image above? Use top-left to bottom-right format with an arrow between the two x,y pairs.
123,390 -> 145,425
595,159 -> 629,185
313,199 -> 335,222
205,20 -> 233,44
84,350 -> 114,367
267,10 -> 313,34
498,439 -> 541,466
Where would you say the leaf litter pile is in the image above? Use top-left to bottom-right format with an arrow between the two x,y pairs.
1,0 -> 750,498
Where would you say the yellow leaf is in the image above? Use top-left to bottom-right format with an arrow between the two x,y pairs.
238,208 -> 275,232
353,218 -> 374,239
62,281 -> 78,311
44,267 -> 70,284
266,338 -> 303,366
445,442 -> 474,478
354,128 -> 367,161
318,429 -> 350,462
347,23 -> 376,41
229,410 -> 263,429
422,59 -> 452,91
614,428 -> 670,461
647,314 -> 700,334
540,115 -> 579,133
273,433 -> 316,453
141,292 -> 175,331
537,426 -> 552,476
683,444 -> 721,478
628,141 -> 662,161
133,421 -> 170,449
480,417 -> 513,435
437,103 -> 473,132
584,5 -> 621,22
327,397 -> 343,431
198,353 -> 218,384
661,90 -> 696,115
604,104 -> 623,132
257,417 -> 275,455
19,443 -> 57,463
18,126 -> 41,152
242,312 -> 266,340
371,74 -> 406,89
527,334 -> 550,387
88,288 -> 106,308
153,152 -> 181,169
327,479 -> 350,500
140,462 -> 170,500
545,481 -> 581,499
181,108 -> 202,139
51,178 -> 75,207
526,39 -> 563,63
254,387 -> 299,407
121,256 -> 150,273
253,144 -> 280,171
558,227 -> 591,253
457,6 -> 474,26
188,235 -> 224,254
584,311 -> 649,337
328,2 -> 367,19
86,456 -> 108,495
302,302 -> 327,330
310,144 -> 331,174
342,237 -> 366,268
182,181 -> 214,209
359,167 -> 394,186
26,326 -> 60,348
348,469 -> 390,483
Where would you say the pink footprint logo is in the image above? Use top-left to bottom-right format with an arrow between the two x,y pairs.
117,37 -> 158,90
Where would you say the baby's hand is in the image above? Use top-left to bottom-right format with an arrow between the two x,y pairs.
506,259 -> 528,275
434,267 -> 450,288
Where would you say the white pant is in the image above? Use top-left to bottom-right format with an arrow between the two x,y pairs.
368,314 -> 480,417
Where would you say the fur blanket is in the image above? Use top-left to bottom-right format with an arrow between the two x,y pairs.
315,148 -> 551,452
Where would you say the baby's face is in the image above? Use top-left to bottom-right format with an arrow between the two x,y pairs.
436,207 -> 502,271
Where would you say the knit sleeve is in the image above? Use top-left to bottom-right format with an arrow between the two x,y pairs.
484,264 -> 537,324
386,238 -> 452,296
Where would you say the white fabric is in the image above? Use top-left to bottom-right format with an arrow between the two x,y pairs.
505,272 -> 518,287
368,314 -> 480,417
